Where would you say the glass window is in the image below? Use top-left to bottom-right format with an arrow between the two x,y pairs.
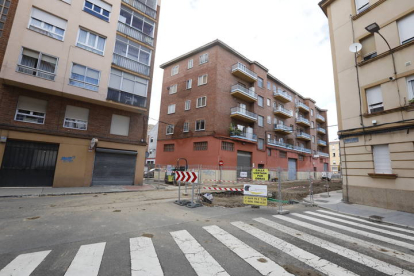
17,48 -> 57,81
29,8 -> 67,41
119,5 -> 155,38
15,96 -> 47,124
196,96 -> 207,108
398,13 -> 414,45
195,120 -> 205,131
183,122 -> 189,132
188,59 -> 193,69
267,98 -> 271,106
108,68 -> 148,97
171,65 -> 179,76
64,105 -> 89,130
258,77 -> 263,88
186,79 -> 192,89
199,53 -> 208,64
221,142 -> 234,151
76,29 -> 106,55
194,141 -> 208,150
258,138 -> 264,150
83,0 -> 111,22
258,115 -> 264,127
114,35 -> 152,66
366,85 -> 384,113
267,81 -> 271,90
407,75 -> 414,100
258,96 -> 264,107
166,125 -> 174,135
69,64 -> 100,91
167,104 -> 176,114
169,84 -> 177,94
164,144 -> 174,152
185,100 -> 191,110
198,74 -> 208,86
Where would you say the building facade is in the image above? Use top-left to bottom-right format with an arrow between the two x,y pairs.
320,0 -> 414,212
146,123 -> 158,164
156,40 -> 330,180
0,0 -> 160,187
329,141 -> 341,174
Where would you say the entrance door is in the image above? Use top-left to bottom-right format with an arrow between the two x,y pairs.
92,148 -> 137,186
0,140 -> 59,187
237,151 -> 252,179
288,158 -> 297,181
324,163 -> 329,172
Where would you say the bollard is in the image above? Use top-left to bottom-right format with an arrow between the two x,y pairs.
277,169 -> 289,215
187,182 -> 202,208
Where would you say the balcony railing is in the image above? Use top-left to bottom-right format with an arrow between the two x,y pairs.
16,64 -> 55,81
107,88 -> 147,108
296,117 -> 310,126
231,62 -> 258,81
296,132 -> 311,140
273,89 -> 292,102
230,107 -> 257,120
297,101 -> 310,112
318,140 -> 327,146
274,106 -> 293,117
113,53 -> 150,76
121,0 -> 157,19
317,127 -> 326,134
231,84 -> 257,100
117,22 -> 154,47
230,131 -> 257,142
316,114 -> 326,122
295,146 -> 312,154
318,152 -> 330,158
274,124 -> 293,133
267,139 -> 311,154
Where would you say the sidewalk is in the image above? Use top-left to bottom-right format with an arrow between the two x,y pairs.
305,190 -> 414,228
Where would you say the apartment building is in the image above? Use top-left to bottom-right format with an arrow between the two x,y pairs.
156,40 -> 330,180
319,0 -> 414,212
0,0 -> 160,187
329,141 -> 341,174
146,123 -> 158,165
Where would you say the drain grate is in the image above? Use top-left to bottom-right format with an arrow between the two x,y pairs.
369,215 -> 384,222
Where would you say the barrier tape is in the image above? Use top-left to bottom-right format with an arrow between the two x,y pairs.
203,187 -> 244,192
203,179 -> 276,185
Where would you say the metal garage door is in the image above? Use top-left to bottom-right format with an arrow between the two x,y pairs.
288,158 -> 297,181
0,140 -> 59,187
92,148 -> 137,186
237,151 -> 252,179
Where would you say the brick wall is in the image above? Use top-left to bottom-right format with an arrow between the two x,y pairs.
0,0 -> 18,70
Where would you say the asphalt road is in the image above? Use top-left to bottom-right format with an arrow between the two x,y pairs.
0,189 -> 413,276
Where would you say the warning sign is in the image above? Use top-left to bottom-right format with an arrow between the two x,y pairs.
252,169 -> 269,181
243,196 -> 268,206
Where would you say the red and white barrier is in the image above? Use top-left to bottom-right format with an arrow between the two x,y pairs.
203,187 -> 244,192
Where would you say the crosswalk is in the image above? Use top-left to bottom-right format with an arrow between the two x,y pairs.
1,209 -> 413,276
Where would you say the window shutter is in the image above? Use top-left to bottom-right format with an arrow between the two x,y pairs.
65,105 -> 89,121
398,13 -> 414,44
373,145 -> 392,174
22,48 -> 39,59
88,0 -> 112,11
355,0 -> 369,12
110,115 -> 130,136
361,35 -> 376,57
31,8 -> 67,29
17,96 -> 47,113
366,86 -> 383,107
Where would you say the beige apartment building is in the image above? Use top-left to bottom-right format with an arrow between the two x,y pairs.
329,141 -> 341,174
0,0 -> 160,187
320,0 -> 414,212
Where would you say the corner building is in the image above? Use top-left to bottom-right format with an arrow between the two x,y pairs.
0,0 -> 160,187
157,40 -> 330,179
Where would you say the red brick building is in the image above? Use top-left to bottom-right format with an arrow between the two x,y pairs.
157,40 -> 330,178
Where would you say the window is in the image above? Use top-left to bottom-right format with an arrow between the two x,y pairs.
0,1 -> 10,37
17,48 -> 58,81
169,84 -> 177,94
355,0 -> 369,14
373,145 -> 392,174
83,0 -> 111,22
312,136 -> 315,143
407,75 -> 414,100
64,105 -> 89,130
267,81 -> 271,90
171,65 -> 179,76
119,5 -> 155,38
258,138 -> 264,150
361,35 -> 377,60
183,122 -> 189,132
267,116 -> 271,124
333,153 -> 336,157
108,68 -> 148,106
150,137 -> 154,143
267,148 -> 271,156
110,114 -> 130,136
194,142 -> 208,151
258,115 -> 264,127
15,96 -> 47,124
267,98 -> 271,106
164,144 -> 174,152
167,104 -> 175,114
69,64 -> 100,91
29,8 -> 67,41
311,121 -> 314,128
114,35 -> 152,66
222,141 -> 234,151
366,85 -> 384,113
258,77 -> 264,88
199,53 -> 208,64
398,13 -> 414,45
186,79 -> 192,89
76,29 -> 106,55
188,59 -> 193,69
279,151 -> 287,158
299,155 -> 304,161
311,109 -> 314,116
195,119 -> 205,131
185,100 -> 191,111
198,74 -> 208,86
258,96 -> 264,107
166,124 -> 174,135
196,96 -> 206,108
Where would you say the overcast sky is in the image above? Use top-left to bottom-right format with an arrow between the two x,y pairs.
149,0 -> 338,142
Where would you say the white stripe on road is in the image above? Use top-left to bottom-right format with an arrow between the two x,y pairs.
256,217 -> 414,276
273,215 -> 414,264
0,251 -> 50,276
306,211 -> 414,242
64,242 -> 105,276
292,213 -> 414,250
171,230 -> 229,276
203,225 -> 294,276
317,210 -> 414,235
130,237 -> 164,276
231,221 -> 358,276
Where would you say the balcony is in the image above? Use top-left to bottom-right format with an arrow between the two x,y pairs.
318,152 -> 330,158
274,124 -> 293,134
296,132 -> 311,141
117,22 -> 154,47
107,88 -> 147,108
318,140 -> 327,147
317,127 -> 326,134
294,146 -> 312,154
267,139 -> 311,154
297,102 -> 310,112
230,84 -> 257,102
273,89 -> 292,103
230,131 -> 257,142
296,117 -> 310,127
113,53 -> 150,76
230,107 -> 257,123
121,0 -> 157,19
231,62 -> 257,83
17,64 -> 55,81
316,114 -> 326,123
273,106 -> 293,118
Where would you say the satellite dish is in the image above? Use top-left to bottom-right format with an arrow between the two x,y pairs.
349,43 -> 362,53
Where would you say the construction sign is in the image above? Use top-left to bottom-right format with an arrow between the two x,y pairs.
243,184 -> 268,206
252,169 -> 269,181
243,196 -> 268,206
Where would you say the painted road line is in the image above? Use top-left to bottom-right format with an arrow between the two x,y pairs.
64,242 -> 105,276
130,237 -> 164,276
231,221 -> 359,276
203,225 -> 294,276
305,211 -> 414,242
317,210 -> 414,235
171,230 -> 229,276
292,213 -> 414,251
256,217 -> 414,276
273,215 -> 414,264
0,251 -> 51,276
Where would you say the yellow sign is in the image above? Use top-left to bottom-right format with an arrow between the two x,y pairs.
243,196 -> 268,206
252,169 -> 269,181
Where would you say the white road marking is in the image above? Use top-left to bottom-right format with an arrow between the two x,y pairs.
273,215 -> 414,263
203,225 -> 294,276
130,237 -> 164,276
306,211 -> 414,242
231,221 -> 358,276
171,230 -> 229,276
0,251 -> 50,276
64,242 -> 105,276
292,213 -> 414,250
256,217 -> 414,276
317,210 -> 414,235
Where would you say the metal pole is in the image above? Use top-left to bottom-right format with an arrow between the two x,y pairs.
219,165 -> 222,184
309,171 -> 314,204
277,168 -> 289,215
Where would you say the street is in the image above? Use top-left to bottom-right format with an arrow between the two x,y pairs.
0,190 -> 414,276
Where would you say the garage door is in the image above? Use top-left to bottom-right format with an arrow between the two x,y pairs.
0,140 -> 59,187
237,151 -> 252,179
288,158 -> 297,181
92,148 -> 137,186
